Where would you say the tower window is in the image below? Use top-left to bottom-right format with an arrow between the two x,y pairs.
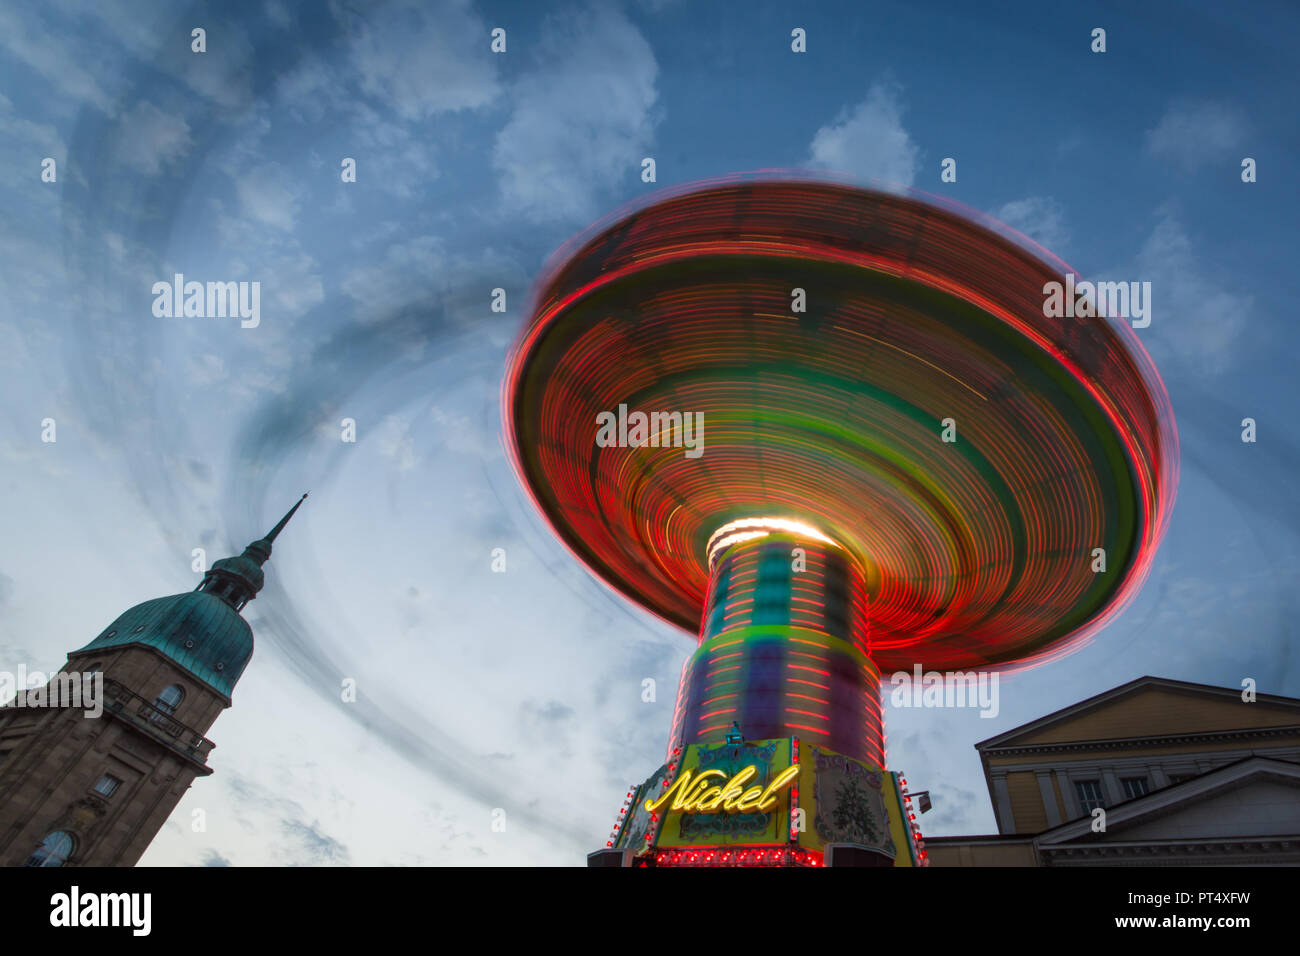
92,774 -> 122,798
24,831 -> 76,867
154,684 -> 185,715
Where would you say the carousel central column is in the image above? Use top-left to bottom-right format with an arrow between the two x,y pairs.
664,519 -> 884,769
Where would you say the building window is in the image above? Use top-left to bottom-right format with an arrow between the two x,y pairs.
1121,777 -> 1148,799
1169,773 -> 1195,785
154,684 -> 185,715
92,774 -> 122,798
1075,780 -> 1106,813
24,831 -> 76,867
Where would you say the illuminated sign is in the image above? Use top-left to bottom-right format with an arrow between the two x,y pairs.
644,765 -> 799,814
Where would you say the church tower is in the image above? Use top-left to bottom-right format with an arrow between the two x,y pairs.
0,495 -> 306,867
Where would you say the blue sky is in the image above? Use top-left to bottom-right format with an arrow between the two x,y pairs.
1,0 -> 1297,865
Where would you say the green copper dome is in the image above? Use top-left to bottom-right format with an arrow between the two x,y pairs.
74,494 -> 307,701
81,592 -> 254,699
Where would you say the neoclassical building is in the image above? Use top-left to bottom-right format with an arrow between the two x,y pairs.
0,495 -> 305,866
927,676 -> 1300,865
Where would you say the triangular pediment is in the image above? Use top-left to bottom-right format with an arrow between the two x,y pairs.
978,677 -> 1300,751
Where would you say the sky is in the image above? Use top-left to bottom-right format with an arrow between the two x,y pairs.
0,0 -> 1297,865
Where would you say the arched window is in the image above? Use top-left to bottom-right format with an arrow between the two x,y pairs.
25,831 -> 76,867
154,684 -> 185,715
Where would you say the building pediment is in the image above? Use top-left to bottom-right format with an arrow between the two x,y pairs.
978,677 -> 1300,753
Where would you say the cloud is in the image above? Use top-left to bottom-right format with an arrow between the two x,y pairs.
350,0 -> 500,120
279,818 -> 351,865
519,698 -> 578,757
351,109 -> 441,198
0,4 -> 114,111
493,6 -> 660,222
807,82 -> 919,187
375,415 -> 419,473
174,21 -> 256,110
0,572 -> 13,607
114,101 -> 193,174
1145,100 -> 1248,171
521,699 -> 576,725
200,849 -> 231,866
213,213 -> 325,327
994,196 -> 1070,253
340,235 -> 448,319
186,354 -> 228,388
0,92 -> 67,183
1130,205 -> 1251,376
234,162 -> 303,232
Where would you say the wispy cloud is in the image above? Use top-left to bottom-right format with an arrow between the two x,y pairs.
806,82 -> 919,187
1131,205 -> 1251,376
994,196 -> 1070,253
113,101 -> 193,175
349,0 -> 500,120
280,818 -> 351,866
1145,99 -> 1248,171
493,6 -> 660,222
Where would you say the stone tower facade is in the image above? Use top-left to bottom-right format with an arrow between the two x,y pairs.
0,495 -> 305,866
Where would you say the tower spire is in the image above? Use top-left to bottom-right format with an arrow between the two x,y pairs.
263,492 -> 308,546
196,494 -> 307,610
241,493 -> 308,568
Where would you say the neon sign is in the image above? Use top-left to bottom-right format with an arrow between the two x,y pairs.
644,765 -> 800,814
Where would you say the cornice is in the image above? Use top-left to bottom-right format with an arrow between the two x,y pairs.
984,724 -> 1300,758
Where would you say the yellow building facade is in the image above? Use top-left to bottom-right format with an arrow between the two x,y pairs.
927,677 -> 1300,866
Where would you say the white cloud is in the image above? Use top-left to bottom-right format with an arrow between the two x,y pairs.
187,353 -> 228,387
431,401 -> 494,458
807,83 -> 919,187
994,196 -> 1070,253
340,235 -> 448,319
0,92 -> 69,195
114,101 -> 193,174
492,6 -> 659,223
173,22 -> 256,110
350,0 -> 500,120
375,415 -> 419,473
348,106 -> 441,199
1130,206 -> 1251,376
0,4 -> 114,112
1145,100 -> 1247,171
235,162 -> 303,232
